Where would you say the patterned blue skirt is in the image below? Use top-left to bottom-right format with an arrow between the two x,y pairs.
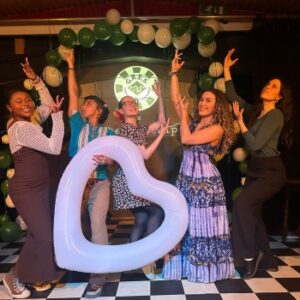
163,172 -> 235,283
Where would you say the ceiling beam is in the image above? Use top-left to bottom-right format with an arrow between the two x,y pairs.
0,16 -> 254,35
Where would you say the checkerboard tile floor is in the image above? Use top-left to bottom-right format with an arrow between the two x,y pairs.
0,220 -> 299,300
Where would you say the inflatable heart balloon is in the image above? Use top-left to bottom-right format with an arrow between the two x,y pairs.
54,136 -> 188,273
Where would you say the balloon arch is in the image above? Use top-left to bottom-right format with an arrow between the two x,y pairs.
26,8 -> 226,94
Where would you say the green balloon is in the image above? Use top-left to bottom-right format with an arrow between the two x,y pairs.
0,214 -> 10,226
45,49 -> 61,67
94,20 -> 112,40
109,25 -> 126,46
169,18 -> 188,37
1,179 -> 8,196
232,187 -> 243,201
199,72 -> 215,90
187,16 -> 201,34
0,150 -> 12,169
238,161 -> 248,175
78,27 -> 95,48
30,88 -> 41,106
0,222 -> 21,242
58,28 -> 77,48
129,25 -> 139,42
197,26 -> 215,45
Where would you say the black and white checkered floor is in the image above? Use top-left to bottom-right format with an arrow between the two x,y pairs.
0,220 -> 300,300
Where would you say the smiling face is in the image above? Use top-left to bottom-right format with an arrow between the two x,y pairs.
198,91 -> 216,117
260,78 -> 282,102
119,96 -> 139,118
7,91 -> 35,121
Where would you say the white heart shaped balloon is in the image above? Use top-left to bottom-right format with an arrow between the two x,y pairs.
54,136 -> 188,273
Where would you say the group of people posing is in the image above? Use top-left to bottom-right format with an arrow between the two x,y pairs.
3,48 -> 292,298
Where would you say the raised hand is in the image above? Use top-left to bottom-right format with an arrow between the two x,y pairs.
159,118 -> 170,135
153,80 -> 162,97
171,49 -> 185,73
52,95 -> 64,113
178,94 -> 189,119
232,101 -> 244,122
21,57 -> 37,80
65,48 -> 75,68
224,48 -> 239,69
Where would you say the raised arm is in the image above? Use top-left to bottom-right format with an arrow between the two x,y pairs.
139,118 -> 170,160
21,57 -> 55,123
233,102 -> 283,151
170,50 -> 185,119
147,81 -> 166,135
179,96 -> 223,145
65,49 -> 79,116
224,49 -> 252,112
15,96 -> 65,155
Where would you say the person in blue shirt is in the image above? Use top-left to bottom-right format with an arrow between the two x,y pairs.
66,49 -> 114,298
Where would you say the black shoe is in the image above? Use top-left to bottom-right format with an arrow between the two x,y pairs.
259,253 -> 279,272
243,251 -> 264,279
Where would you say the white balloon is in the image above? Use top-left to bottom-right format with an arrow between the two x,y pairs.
214,77 -> 226,93
172,32 -> 191,50
137,24 -> 155,44
121,19 -> 134,34
155,27 -> 171,48
106,8 -> 121,25
6,168 -> 15,179
204,19 -> 220,34
5,195 -> 15,208
1,134 -> 9,144
232,147 -> 248,162
209,61 -> 223,78
198,40 -> 216,58
58,44 -> 73,61
54,136 -> 188,273
42,66 -> 63,88
23,79 -> 34,90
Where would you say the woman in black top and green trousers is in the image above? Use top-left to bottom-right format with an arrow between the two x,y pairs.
224,49 -> 293,279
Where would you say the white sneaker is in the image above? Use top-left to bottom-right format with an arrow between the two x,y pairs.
3,270 -> 31,299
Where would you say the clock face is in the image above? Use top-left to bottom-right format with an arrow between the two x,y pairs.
114,66 -> 158,111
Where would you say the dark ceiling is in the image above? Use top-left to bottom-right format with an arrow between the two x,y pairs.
0,0 -> 299,20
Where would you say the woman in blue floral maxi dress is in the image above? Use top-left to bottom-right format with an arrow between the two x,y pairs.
163,50 -> 236,283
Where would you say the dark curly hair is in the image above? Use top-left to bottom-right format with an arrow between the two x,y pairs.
193,89 -> 235,155
84,95 -> 110,124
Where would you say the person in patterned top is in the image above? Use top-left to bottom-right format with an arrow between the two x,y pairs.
163,50 -> 236,283
112,81 -> 169,279
3,58 -> 64,298
66,49 -> 114,298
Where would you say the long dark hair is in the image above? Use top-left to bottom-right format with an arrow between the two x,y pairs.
250,79 -> 293,148
194,89 -> 235,155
